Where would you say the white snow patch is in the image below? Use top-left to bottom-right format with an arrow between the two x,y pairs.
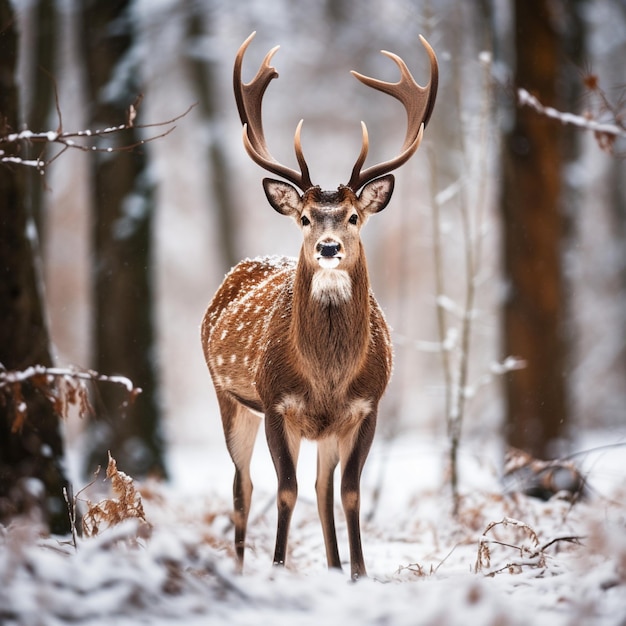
1,432 -> 625,625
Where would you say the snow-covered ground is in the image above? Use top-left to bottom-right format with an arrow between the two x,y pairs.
1,431 -> 625,625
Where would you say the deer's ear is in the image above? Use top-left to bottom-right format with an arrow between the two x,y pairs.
263,178 -> 303,217
358,174 -> 395,214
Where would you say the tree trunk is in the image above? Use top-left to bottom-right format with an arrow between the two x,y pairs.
184,1 -> 239,272
500,0 -> 569,459
79,0 -> 166,478
0,0 -> 70,534
24,0 -> 57,241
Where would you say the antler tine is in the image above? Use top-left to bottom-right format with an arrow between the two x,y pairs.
348,121 -> 370,187
293,119 -> 312,188
234,32 -> 313,191
347,35 -> 438,192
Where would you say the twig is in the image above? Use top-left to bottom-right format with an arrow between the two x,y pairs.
562,441 -> 626,460
0,101 -> 196,171
518,88 -> 626,138
62,486 -> 77,550
539,535 -> 584,552
518,85 -> 626,157
0,363 -> 140,395
475,517 -> 584,577
59,466 -> 103,551
432,542 -> 458,575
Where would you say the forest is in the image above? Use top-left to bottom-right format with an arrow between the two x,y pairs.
0,0 -> 625,624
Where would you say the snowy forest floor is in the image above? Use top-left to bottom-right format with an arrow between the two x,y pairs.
1,431 -> 625,626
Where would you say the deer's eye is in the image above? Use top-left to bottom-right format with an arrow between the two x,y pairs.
301,215 -> 310,226
349,214 -> 358,225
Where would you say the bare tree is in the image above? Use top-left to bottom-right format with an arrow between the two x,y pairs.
183,0 -> 239,271
79,0 -> 166,477
0,0 -> 70,534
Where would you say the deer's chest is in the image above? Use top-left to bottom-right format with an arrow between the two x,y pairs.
256,328 -> 389,440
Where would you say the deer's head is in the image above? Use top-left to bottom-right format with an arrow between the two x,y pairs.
234,32 -> 438,296
262,178 -> 392,276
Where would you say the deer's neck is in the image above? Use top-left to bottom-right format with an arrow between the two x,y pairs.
291,251 -> 371,387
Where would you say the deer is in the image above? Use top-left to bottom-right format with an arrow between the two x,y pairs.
201,32 -> 438,580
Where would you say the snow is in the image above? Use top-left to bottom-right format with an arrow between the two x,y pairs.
517,88 -> 626,138
1,432 -> 625,625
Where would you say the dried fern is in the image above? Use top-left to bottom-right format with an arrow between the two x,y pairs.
82,453 -> 150,538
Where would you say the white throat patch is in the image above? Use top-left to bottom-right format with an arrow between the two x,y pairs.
318,257 -> 340,269
311,269 -> 352,305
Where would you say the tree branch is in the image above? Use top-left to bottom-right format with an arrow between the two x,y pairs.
0,100 -> 196,171
518,87 -> 626,156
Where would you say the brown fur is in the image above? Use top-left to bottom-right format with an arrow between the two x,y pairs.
201,179 -> 394,579
207,31 -> 437,579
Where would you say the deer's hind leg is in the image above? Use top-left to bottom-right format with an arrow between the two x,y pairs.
218,392 -> 261,571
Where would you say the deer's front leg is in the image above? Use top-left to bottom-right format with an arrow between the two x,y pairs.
339,409 -> 377,580
316,437 -> 342,570
265,410 -> 301,567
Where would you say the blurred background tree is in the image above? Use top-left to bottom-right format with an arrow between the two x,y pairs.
0,0 -> 69,534
79,0 -> 166,477
500,0 -> 587,459
183,0 -> 239,273
24,0 -> 57,242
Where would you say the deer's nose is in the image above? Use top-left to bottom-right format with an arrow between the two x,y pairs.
317,241 -> 341,258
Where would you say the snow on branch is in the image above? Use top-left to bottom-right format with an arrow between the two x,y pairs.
0,362 -> 141,433
0,96 -> 196,173
518,88 -> 625,136
0,363 -> 138,393
517,87 -> 626,155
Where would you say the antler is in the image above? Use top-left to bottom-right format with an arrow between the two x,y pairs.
346,35 -> 438,192
234,32 -> 313,191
